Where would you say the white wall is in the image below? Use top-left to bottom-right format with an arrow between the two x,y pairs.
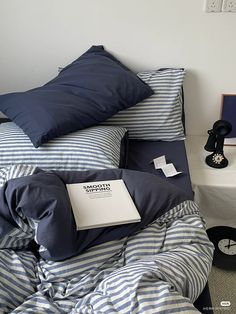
1,0 -> 236,135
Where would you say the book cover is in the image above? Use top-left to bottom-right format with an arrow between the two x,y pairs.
66,179 -> 141,230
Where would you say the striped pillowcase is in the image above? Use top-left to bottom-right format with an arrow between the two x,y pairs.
0,122 -> 127,171
103,68 -> 185,141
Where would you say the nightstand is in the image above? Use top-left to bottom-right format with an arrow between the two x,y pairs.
185,135 -> 236,229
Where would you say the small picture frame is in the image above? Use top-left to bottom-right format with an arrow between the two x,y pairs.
221,94 -> 236,146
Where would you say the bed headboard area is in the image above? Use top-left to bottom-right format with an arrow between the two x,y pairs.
1,0 -> 236,139
0,45 -> 186,150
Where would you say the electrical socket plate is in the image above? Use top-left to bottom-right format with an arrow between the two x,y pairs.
204,0 -> 223,12
222,0 -> 236,11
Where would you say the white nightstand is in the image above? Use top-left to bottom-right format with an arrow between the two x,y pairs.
185,135 -> 236,229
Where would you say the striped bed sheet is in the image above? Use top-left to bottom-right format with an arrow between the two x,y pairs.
0,166 -> 214,313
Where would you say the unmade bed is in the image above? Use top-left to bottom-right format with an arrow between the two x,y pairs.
0,164 -> 214,313
0,45 -> 214,313
0,135 -> 214,313
127,139 -> 213,314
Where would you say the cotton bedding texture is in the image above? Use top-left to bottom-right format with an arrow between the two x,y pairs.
0,165 -> 214,313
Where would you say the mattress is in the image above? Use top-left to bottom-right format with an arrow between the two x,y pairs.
127,139 -> 213,314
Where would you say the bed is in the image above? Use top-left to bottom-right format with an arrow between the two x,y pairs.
127,140 -> 213,314
0,45 -> 214,313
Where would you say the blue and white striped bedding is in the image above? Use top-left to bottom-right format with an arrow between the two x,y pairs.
0,165 -> 214,313
0,122 -> 127,171
103,68 -> 185,141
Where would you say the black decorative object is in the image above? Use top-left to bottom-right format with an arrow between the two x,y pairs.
207,226 -> 236,270
204,120 -> 232,168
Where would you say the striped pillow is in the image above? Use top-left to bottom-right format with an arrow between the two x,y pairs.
0,122 -> 127,171
103,68 -> 185,141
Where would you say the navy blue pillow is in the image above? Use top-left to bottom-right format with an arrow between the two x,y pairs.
0,46 -> 153,147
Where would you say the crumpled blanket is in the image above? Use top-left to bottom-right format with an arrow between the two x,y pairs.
0,165 -> 214,313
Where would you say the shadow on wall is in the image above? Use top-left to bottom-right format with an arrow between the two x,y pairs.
184,69 -> 214,136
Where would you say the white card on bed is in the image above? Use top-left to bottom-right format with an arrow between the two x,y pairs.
66,179 -> 141,230
153,155 -> 167,169
161,163 -> 182,177
152,155 -> 182,177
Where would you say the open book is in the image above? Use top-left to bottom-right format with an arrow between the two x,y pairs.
66,179 -> 141,230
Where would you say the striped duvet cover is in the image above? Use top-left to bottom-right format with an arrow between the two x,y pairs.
0,166 -> 214,313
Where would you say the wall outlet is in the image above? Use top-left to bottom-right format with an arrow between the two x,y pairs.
222,0 -> 236,11
204,0 -> 223,12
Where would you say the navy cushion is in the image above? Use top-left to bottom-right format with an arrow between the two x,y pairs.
0,46 -> 153,147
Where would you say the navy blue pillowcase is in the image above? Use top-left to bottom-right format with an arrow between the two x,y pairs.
0,46 -> 153,147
